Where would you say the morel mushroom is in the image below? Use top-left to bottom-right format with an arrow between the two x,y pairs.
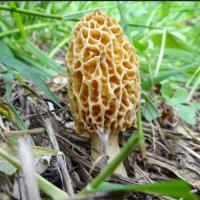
66,10 -> 140,176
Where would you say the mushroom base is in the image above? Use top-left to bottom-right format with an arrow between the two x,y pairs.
90,133 -> 127,177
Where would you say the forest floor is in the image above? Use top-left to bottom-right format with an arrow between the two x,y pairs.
0,69 -> 199,200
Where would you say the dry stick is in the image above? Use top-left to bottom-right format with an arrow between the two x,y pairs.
178,141 -> 200,161
181,123 -> 200,144
44,115 -> 74,196
0,116 -> 7,131
4,128 -> 45,137
150,121 -> 156,153
154,119 -> 173,153
22,108 -> 64,120
56,134 -> 90,158
135,165 -> 153,183
18,138 -> 41,200
144,121 -> 200,145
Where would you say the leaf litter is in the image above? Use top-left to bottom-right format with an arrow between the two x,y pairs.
0,68 -> 199,200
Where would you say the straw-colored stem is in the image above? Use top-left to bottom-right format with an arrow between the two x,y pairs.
91,133 -> 127,177
80,133 -> 140,194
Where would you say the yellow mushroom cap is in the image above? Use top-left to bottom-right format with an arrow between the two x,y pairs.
66,10 -> 141,135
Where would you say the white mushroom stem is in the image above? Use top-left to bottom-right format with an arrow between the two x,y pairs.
91,132 -> 127,177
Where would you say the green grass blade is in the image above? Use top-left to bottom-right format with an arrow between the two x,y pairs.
1,55 -> 63,109
186,73 -> 200,103
49,36 -> 69,58
7,42 -> 56,78
142,62 -> 198,90
154,29 -> 167,77
0,41 -> 63,109
128,23 -> 164,30
8,2 -> 27,40
0,104 -> 10,119
0,22 -> 50,39
186,65 -> 200,87
23,41 -> 65,73
7,103 -> 27,130
0,4 -> 63,20
0,4 -> 116,21
118,3 -> 130,41
4,73 -> 27,130
96,180 -> 198,200
4,73 -> 13,102
63,5 -> 117,20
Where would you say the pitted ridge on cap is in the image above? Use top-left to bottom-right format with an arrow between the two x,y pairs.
66,10 -> 140,135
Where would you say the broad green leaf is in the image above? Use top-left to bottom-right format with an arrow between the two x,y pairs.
192,102 -> 200,111
96,180 -> 198,200
0,40 -> 14,57
160,82 -> 197,125
141,93 -> 160,122
145,31 -> 189,50
168,88 -> 188,106
132,39 -> 147,52
161,83 -> 189,106
176,104 -> 196,125
160,82 -> 174,100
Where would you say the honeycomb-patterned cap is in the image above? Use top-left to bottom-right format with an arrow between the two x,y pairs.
66,9 -> 141,135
